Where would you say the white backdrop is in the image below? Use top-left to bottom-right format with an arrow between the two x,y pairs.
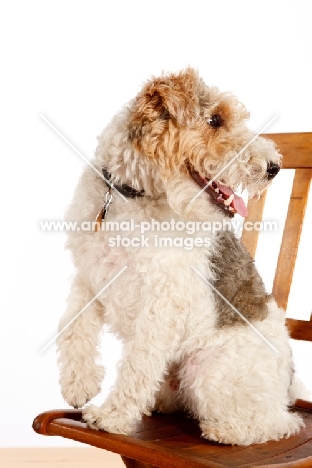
0,0 -> 311,447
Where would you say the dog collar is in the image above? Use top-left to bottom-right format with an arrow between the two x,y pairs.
102,168 -> 145,199
94,168 -> 145,232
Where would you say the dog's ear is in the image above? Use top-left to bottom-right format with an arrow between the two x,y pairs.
129,68 -> 199,141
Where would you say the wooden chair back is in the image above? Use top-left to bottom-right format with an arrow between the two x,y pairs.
242,132 -> 312,341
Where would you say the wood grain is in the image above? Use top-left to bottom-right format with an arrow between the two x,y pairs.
287,318 -> 312,342
272,168 -> 312,310
33,408 -> 312,467
262,132 -> 312,168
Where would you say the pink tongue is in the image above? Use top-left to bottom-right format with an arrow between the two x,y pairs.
217,182 -> 248,217
233,194 -> 248,217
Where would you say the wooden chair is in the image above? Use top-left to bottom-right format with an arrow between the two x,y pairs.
33,133 -> 312,467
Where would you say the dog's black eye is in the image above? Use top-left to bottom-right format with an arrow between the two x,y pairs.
207,114 -> 223,128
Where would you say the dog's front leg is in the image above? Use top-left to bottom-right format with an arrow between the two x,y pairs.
82,310 -> 182,434
57,275 -> 105,408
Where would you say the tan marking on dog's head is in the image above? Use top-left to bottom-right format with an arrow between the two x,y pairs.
130,68 -> 200,125
128,68 -> 203,153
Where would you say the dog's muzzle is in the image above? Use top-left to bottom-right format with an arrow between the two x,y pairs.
267,162 -> 280,180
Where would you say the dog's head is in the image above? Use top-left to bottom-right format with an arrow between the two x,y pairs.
102,68 -> 281,220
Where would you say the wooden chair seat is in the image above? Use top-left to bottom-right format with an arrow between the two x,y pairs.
33,400 -> 312,467
33,133 -> 312,467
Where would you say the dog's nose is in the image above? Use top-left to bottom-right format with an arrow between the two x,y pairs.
267,162 -> 280,180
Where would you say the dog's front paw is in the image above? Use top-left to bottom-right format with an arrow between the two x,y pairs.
60,364 -> 105,408
82,403 -> 136,434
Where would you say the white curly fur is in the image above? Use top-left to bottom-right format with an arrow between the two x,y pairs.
57,68 -> 307,445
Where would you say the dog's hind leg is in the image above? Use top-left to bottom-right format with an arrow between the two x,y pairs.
179,329 -> 304,445
57,274 -> 105,408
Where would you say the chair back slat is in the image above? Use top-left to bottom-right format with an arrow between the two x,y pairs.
272,168 -> 312,310
264,132 -> 312,168
241,191 -> 267,258
242,133 -> 312,342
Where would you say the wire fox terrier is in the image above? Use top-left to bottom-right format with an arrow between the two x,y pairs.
57,68 -> 306,445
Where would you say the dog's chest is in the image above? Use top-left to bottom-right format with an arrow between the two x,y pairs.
92,239 -> 217,343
